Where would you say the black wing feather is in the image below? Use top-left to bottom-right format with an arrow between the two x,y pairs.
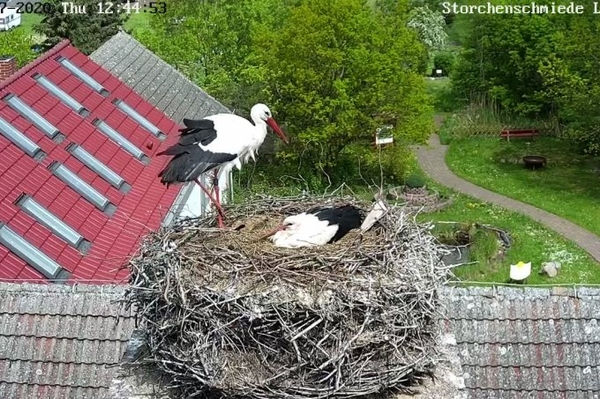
308,205 -> 364,243
158,145 -> 236,185
177,118 -> 218,146
157,117 -> 236,185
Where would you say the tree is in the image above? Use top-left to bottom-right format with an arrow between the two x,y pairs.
449,0 -> 600,153
254,0 -> 432,183
0,29 -> 37,67
451,3 -> 561,116
433,51 -> 456,76
540,13 -> 600,154
35,0 -> 126,54
407,5 -> 448,51
132,0 -> 431,186
135,0 -> 286,112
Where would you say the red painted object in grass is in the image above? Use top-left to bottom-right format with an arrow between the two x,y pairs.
500,129 -> 539,141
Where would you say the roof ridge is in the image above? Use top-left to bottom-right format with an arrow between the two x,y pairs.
442,285 -> 600,296
109,31 -> 231,112
0,282 -> 127,294
0,357 -> 122,366
0,332 -> 132,341
0,39 -> 71,90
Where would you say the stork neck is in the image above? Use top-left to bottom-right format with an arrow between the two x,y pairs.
251,115 -> 266,127
252,118 -> 268,139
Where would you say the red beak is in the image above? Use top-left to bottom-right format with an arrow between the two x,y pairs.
266,118 -> 289,144
258,224 -> 286,241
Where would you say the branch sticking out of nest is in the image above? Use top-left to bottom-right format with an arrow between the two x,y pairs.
125,195 -> 450,399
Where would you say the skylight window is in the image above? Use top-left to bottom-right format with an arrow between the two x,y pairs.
113,99 -> 166,140
15,194 -> 89,252
0,117 -> 44,160
57,56 -> 108,95
4,94 -> 60,140
48,161 -> 116,215
33,73 -> 89,116
66,142 -> 130,193
93,119 -> 149,164
0,222 -> 68,280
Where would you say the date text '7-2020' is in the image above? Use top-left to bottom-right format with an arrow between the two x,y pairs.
0,2 -> 58,13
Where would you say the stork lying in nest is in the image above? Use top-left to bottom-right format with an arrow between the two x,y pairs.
258,204 -> 364,248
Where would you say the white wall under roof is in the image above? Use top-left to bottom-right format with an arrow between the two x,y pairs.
163,171 -> 233,225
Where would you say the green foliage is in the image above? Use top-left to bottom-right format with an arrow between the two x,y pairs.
123,11 -> 151,35
425,78 -> 458,113
407,5 -> 448,51
431,223 -> 469,245
469,227 -> 500,264
433,51 -> 455,76
538,14 -> 600,150
404,173 -> 426,188
449,1 -> 600,153
452,5 -> 560,117
254,0 -> 432,186
0,29 -> 37,67
135,0 -> 285,112
35,0 -> 126,54
562,122 -> 600,155
437,114 -> 458,144
135,0 -> 433,189
445,13 -> 470,45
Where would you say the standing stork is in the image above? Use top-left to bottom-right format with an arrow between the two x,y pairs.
157,104 -> 289,227
259,205 -> 364,248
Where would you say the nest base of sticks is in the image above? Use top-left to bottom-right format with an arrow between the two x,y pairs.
126,195 -> 449,399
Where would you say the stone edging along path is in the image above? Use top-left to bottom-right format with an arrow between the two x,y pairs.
414,134 -> 600,264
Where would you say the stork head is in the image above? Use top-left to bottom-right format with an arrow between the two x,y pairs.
251,103 -> 289,144
258,215 -> 302,241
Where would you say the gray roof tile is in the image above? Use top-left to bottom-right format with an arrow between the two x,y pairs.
90,31 -> 230,124
0,283 -> 134,399
441,286 -> 600,398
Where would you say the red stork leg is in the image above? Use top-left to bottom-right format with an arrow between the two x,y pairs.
212,170 -> 224,228
194,177 -> 225,227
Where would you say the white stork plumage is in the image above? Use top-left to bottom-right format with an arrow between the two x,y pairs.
260,205 -> 364,248
158,103 -> 289,227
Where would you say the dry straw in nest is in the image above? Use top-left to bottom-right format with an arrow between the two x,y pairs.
125,195 -> 449,399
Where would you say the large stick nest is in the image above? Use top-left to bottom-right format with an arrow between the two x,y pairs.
125,195 -> 450,399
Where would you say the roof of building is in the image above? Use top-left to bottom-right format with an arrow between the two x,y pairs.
0,40 -> 183,283
441,285 -> 600,398
0,282 -> 135,398
90,31 -> 229,124
90,31 -> 232,223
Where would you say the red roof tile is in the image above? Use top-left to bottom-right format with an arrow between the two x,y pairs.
0,40 -> 182,283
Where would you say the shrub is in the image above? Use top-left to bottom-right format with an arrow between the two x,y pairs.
433,51 -> 456,76
438,114 -> 459,144
469,227 -> 500,263
562,122 -> 600,155
405,173 -> 426,188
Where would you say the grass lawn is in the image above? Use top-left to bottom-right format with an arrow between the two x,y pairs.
124,12 -> 151,34
445,136 -> 600,238
17,12 -> 149,36
417,180 -> 600,284
19,14 -> 43,35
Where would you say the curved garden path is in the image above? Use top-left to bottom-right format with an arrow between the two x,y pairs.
415,134 -> 600,263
